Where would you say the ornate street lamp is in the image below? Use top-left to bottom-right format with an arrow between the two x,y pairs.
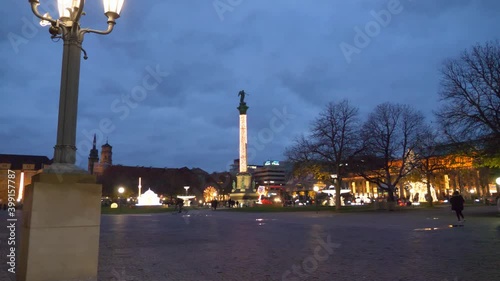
118,186 -> 125,210
21,4 -> 126,280
29,0 -> 125,169
313,186 -> 320,213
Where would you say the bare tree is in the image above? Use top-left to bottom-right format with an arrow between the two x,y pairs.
436,40 -> 500,167
413,126 -> 447,207
285,100 -> 360,210
358,103 -> 426,205
285,135 -> 329,186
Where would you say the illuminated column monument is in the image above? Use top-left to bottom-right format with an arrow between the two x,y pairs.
239,91 -> 248,174
231,90 -> 258,205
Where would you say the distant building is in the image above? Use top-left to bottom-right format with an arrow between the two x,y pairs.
91,140 -> 113,176
230,159 -> 259,175
88,134 -> 99,174
253,160 -> 292,187
85,140 -> 233,199
0,154 -> 52,204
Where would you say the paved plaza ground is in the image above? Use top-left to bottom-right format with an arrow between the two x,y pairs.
1,206 -> 499,281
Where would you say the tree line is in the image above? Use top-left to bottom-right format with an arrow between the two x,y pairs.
285,40 -> 500,209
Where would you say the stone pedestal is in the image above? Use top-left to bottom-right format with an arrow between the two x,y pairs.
230,191 -> 259,207
18,173 -> 102,281
235,173 -> 252,191
231,173 -> 258,206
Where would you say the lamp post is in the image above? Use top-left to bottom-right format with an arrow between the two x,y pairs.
118,186 -> 125,210
29,0 -> 125,170
313,186 -> 319,213
21,4 -> 125,280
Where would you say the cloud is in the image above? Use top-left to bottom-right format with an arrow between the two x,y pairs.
1,0 -> 499,172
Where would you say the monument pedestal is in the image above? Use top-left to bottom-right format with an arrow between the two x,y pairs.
235,173 -> 252,191
231,173 -> 259,206
18,172 -> 102,281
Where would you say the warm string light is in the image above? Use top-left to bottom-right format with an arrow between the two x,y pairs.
239,115 -> 247,173
17,172 -> 25,202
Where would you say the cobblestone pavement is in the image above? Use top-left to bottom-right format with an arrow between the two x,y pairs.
1,206 -> 499,281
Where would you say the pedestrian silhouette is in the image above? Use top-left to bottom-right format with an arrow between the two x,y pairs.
450,191 -> 465,222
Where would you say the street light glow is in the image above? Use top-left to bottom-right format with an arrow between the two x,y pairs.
103,0 -> 125,16
496,177 -> 500,185
118,187 -> 125,194
58,0 -> 80,19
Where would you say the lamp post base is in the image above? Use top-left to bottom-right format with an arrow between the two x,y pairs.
43,163 -> 88,175
231,173 -> 258,206
18,173 -> 102,281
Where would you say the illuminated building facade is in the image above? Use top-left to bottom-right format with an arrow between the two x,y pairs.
0,154 -> 52,204
253,160 -> 292,187
342,151 -> 497,200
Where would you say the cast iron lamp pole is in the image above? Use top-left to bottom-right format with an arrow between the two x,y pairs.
118,186 -> 125,211
313,186 -> 319,213
29,0 -> 124,168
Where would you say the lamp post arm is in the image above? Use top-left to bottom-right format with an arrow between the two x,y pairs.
29,0 -> 57,25
80,22 -> 115,36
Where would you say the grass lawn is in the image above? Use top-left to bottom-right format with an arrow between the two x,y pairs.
220,202 -> 486,213
221,205 -> 376,213
101,202 -> 490,214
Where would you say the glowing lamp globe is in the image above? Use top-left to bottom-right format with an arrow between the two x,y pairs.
103,0 -> 125,19
58,0 -> 80,19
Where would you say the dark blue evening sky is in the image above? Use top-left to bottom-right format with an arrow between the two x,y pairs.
1,0 -> 499,172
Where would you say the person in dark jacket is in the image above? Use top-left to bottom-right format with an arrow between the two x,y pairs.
176,198 -> 184,213
449,191 -> 465,222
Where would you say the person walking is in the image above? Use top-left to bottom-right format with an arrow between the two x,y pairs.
177,198 -> 184,213
450,191 -> 465,222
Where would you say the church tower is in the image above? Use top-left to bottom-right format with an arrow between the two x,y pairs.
100,140 -> 113,165
88,134 -> 99,174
